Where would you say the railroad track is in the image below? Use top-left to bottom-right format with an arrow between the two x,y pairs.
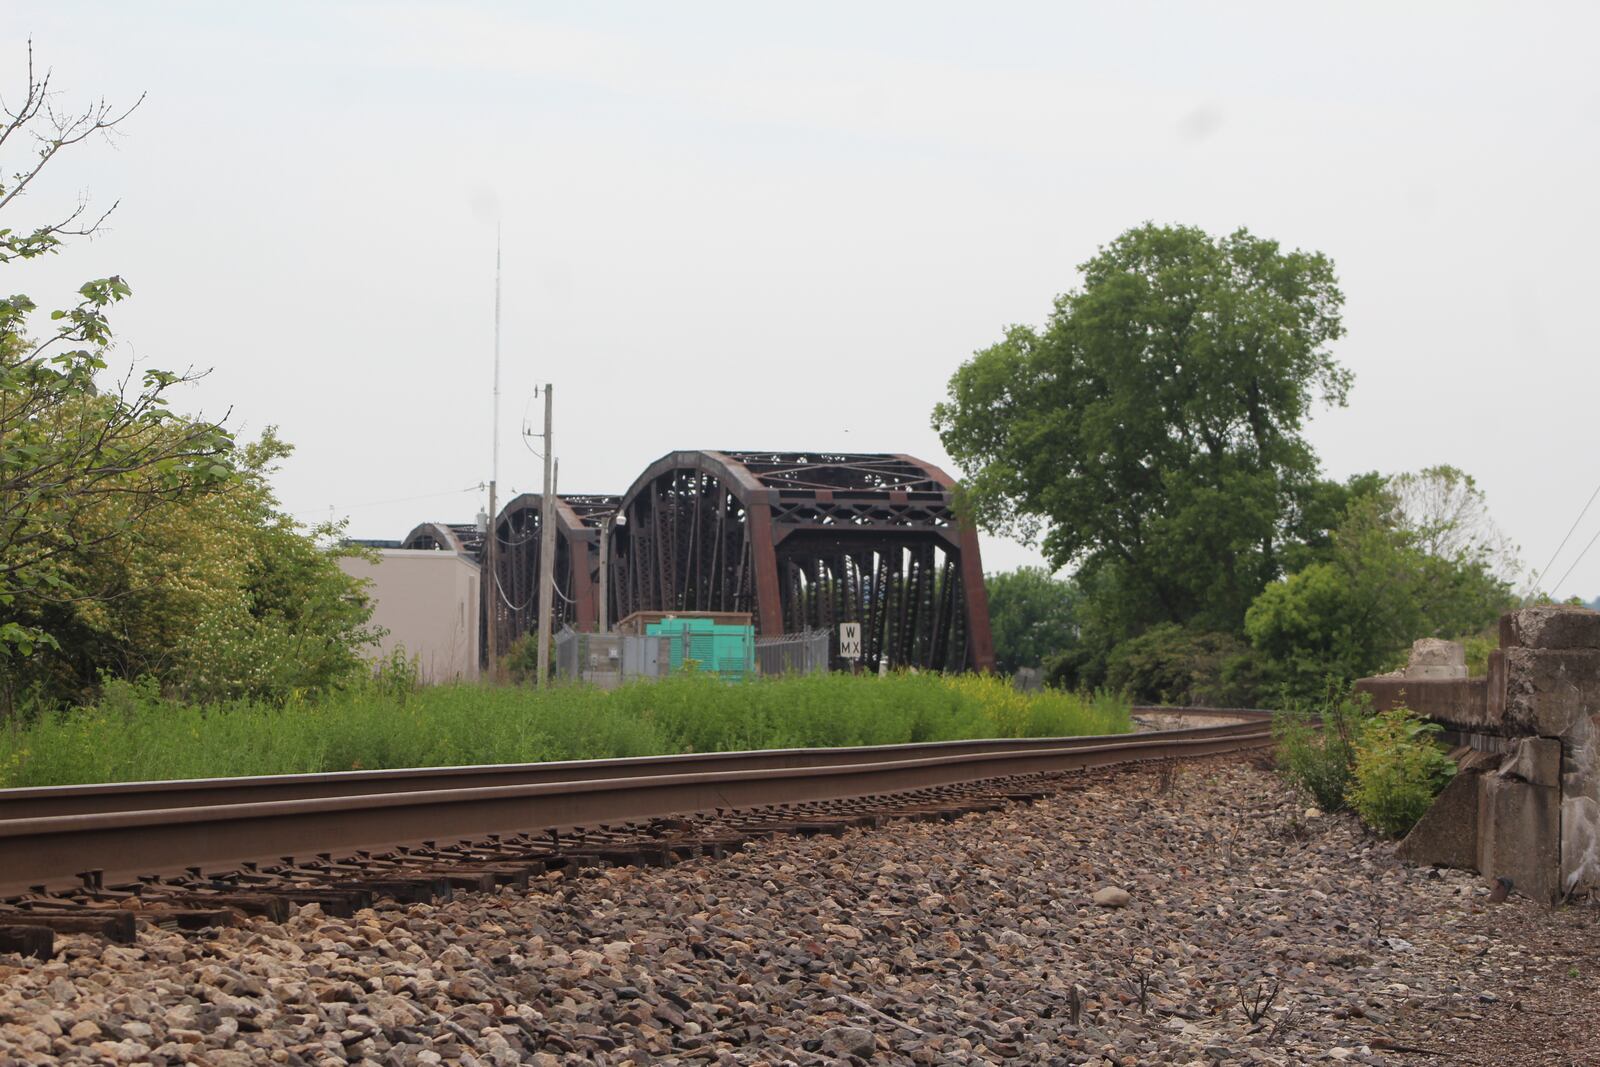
0,708 -> 1271,958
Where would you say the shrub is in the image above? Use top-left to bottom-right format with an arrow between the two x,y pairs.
1348,705 -> 1455,836
501,632 -> 544,685
371,645 -> 421,705
1273,684 -> 1372,812
1102,624 -> 1265,707
1,431 -> 381,711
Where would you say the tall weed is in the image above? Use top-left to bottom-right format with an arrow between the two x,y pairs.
0,672 -> 1133,786
1273,683 -> 1372,812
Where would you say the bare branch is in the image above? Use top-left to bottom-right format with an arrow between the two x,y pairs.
0,40 -> 49,154
0,40 -> 144,219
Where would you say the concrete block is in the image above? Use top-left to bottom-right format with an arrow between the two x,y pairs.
1449,746 -> 1506,774
1396,765 -> 1483,871
1502,648 -> 1600,737
1407,664 -> 1467,680
1410,638 -> 1466,668
1500,605 -> 1600,651
1499,736 -> 1562,787
1405,639 -> 1466,679
1477,773 -> 1561,903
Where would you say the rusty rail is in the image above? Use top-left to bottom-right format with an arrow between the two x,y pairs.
0,711 -> 1271,898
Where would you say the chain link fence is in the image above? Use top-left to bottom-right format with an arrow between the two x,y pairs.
754,629 -> 831,676
557,626 -> 829,683
554,628 -> 623,688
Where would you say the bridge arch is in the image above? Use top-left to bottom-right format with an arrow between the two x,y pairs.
489,493 -> 618,646
610,451 -> 993,671
400,521 -> 479,556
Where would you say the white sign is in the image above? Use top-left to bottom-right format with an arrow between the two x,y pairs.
838,622 -> 862,660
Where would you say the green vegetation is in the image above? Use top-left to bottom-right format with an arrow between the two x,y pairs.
0,50 -> 377,713
2,429 -> 379,709
0,672 -> 1131,787
1272,688 -> 1454,836
939,223 -> 1518,705
1245,472 -> 1513,700
936,223 -> 1350,644
1100,624 -> 1262,708
983,566 -> 1080,674
1347,706 -> 1456,837
1272,687 -> 1369,814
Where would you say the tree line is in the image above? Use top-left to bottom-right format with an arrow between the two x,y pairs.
938,223 -> 1519,705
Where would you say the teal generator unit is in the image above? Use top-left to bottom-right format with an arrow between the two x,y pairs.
645,614 -> 756,680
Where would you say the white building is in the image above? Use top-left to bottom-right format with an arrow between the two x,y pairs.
338,549 -> 480,684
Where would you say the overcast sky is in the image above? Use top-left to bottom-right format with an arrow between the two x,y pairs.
9,2 -> 1600,599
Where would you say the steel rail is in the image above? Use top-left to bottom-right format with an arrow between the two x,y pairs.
0,707 -> 1268,820
0,721 -> 1271,897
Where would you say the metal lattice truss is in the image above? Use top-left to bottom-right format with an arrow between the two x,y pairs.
611,452 -> 994,672
400,451 -> 993,672
403,496 -> 619,654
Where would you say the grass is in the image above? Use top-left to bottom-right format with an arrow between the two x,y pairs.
0,672 -> 1131,787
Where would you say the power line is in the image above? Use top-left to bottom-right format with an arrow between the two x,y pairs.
1549,522 -> 1600,598
493,568 -> 573,609
1532,476 -> 1600,592
493,571 -> 534,612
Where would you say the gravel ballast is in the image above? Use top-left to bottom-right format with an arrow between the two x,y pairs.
0,755 -> 1595,1065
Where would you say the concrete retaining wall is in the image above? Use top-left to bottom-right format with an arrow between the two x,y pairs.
1356,605 -> 1600,902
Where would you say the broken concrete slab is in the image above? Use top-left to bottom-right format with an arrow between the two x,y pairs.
1559,711 -> 1600,896
1407,638 -> 1466,679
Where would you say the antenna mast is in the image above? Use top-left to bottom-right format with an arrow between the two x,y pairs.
535,384 -> 555,687
484,229 -> 502,681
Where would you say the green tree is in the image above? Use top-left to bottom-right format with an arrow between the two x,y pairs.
983,566 -> 1079,674
1,429 -> 380,707
0,47 -> 377,709
1245,482 -> 1513,700
935,223 -> 1349,639
1,45 -> 232,663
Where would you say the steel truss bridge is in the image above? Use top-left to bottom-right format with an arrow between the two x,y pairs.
401,451 -> 995,672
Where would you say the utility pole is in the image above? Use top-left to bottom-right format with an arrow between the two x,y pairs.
484,230 -> 503,683
535,384 -> 555,687
596,518 -> 610,633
